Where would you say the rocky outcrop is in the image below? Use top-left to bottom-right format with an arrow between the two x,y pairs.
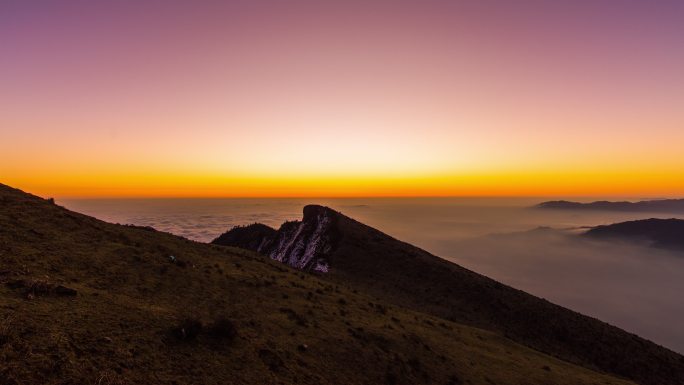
212,223 -> 277,251
212,205 -> 339,273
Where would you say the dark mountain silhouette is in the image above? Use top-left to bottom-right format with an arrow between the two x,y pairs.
536,199 -> 684,212
212,223 -> 277,251
1,183 -> 643,385
585,218 -> 684,251
212,206 -> 339,273
213,205 -> 684,385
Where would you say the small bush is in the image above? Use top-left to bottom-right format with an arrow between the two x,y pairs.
172,318 -> 203,341
446,374 -> 462,385
208,317 -> 238,342
6,279 -> 77,298
258,349 -> 284,372
279,308 -> 308,327
169,316 -> 238,346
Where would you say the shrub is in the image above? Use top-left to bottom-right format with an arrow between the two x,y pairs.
446,374 -> 462,385
208,317 -> 238,342
279,308 -> 308,327
172,318 -> 203,341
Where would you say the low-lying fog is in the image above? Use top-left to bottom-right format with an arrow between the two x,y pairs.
449,229 -> 684,354
62,197 -> 684,353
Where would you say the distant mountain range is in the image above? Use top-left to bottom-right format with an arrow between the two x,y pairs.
213,205 -> 684,385
585,218 -> 684,251
536,199 -> 684,212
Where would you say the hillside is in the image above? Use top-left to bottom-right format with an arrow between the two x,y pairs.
214,205 -> 684,385
535,199 -> 684,212
585,218 -> 684,251
0,183 -> 642,385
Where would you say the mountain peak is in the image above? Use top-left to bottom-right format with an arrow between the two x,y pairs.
302,204 -> 340,221
213,205 -> 341,273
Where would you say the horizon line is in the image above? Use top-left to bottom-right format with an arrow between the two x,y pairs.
53,194 -> 679,200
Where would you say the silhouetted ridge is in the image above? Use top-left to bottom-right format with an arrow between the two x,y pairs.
585,218 -> 684,251
212,205 -> 339,272
214,204 -> 684,385
211,223 -> 276,250
536,199 -> 684,212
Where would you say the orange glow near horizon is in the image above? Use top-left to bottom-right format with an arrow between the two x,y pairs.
8,167 -> 684,199
3,2 -> 684,198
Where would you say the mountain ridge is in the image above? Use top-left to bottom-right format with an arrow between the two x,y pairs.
585,218 -> 684,251
536,199 -> 684,212
214,204 -> 684,385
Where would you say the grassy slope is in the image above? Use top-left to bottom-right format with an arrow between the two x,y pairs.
0,184 -> 634,385
320,207 -> 684,385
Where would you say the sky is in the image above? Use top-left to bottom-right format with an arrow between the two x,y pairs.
2,0 -> 684,198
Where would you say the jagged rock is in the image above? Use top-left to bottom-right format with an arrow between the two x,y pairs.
212,205 -> 338,273
212,223 -> 276,251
